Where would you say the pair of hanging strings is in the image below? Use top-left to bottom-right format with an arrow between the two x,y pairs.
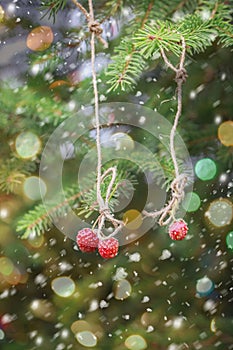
74,0 -> 187,232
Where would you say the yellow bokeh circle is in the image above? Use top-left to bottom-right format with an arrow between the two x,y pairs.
123,209 -> 143,230
218,121 -> 233,147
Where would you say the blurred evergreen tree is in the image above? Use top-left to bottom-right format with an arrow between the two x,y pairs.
0,1 -> 233,349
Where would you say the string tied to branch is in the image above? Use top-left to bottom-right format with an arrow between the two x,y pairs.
88,20 -> 103,35
143,36 -> 188,226
72,0 -> 188,236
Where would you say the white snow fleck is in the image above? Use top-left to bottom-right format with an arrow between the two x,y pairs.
203,299 -> 217,313
0,289 -> 9,299
29,331 -> 38,339
219,173 -> 227,182
173,317 -> 183,329
1,313 -> 17,324
141,296 -> 150,303
213,100 -> 220,108
100,94 -> 107,101
58,261 -> 73,272
122,314 -> 130,320
34,274 -> 47,286
113,267 -> 128,281
189,90 -> 196,100
128,252 -> 141,262
139,116 -> 146,125
100,300 -> 109,309
221,72 -> 226,81
55,344 -> 66,350
159,249 -> 172,260
61,329 -> 69,338
88,299 -> 99,312
7,3 -> 16,14
214,115 -> 222,124
168,344 -> 180,350
31,300 -> 40,310
146,325 -> 154,333
89,281 -> 103,289
67,100 -> 76,111
35,336 -> 43,346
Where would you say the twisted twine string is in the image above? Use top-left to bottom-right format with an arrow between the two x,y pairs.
143,37 -> 188,226
72,0 -> 188,231
73,0 -> 124,238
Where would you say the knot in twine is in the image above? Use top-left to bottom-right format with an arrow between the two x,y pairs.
99,205 -> 111,217
88,20 -> 103,35
175,68 -> 188,84
171,174 -> 187,201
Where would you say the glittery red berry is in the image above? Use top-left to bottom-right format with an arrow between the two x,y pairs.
98,237 -> 119,259
76,228 -> 99,252
169,219 -> 188,241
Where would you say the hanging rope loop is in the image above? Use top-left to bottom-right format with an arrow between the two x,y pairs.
143,36 -> 188,225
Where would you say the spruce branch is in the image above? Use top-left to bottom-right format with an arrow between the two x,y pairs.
16,185 -> 82,239
40,0 -> 69,21
134,14 -> 215,58
106,40 -> 146,91
0,159 -> 36,194
105,0 -> 203,92
106,0 -> 155,91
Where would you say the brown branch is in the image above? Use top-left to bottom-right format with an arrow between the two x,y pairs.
210,0 -> 219,19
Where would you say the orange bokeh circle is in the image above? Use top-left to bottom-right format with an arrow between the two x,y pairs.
26,26 -> 54,51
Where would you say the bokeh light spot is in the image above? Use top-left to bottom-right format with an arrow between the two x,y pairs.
28,234 -> 44,248
196,276 -> 214,296
15,132 -> 41,159
226,231 -> 233,250
71,321 -> 91,334
0,5 -> 5,22
5,267 -> 21,285
210,318 -> 217,333
30,299 -> 55,321
26,26 -> 54,51
0,329 -> 5,340
110,132 -> 134,151
0,257 -> 14,276
182,192 -> 201,212
24,176 -> 47,200
123,209 -> 143,230
51,277 -> 75,297
195,158 -> 217,181
75,331 -> 97,347
49,80 -> 71,89
125,334 -> 147,350
114,279 -> 132,300
218,121 -> 233,146
205,199 -> 232,227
